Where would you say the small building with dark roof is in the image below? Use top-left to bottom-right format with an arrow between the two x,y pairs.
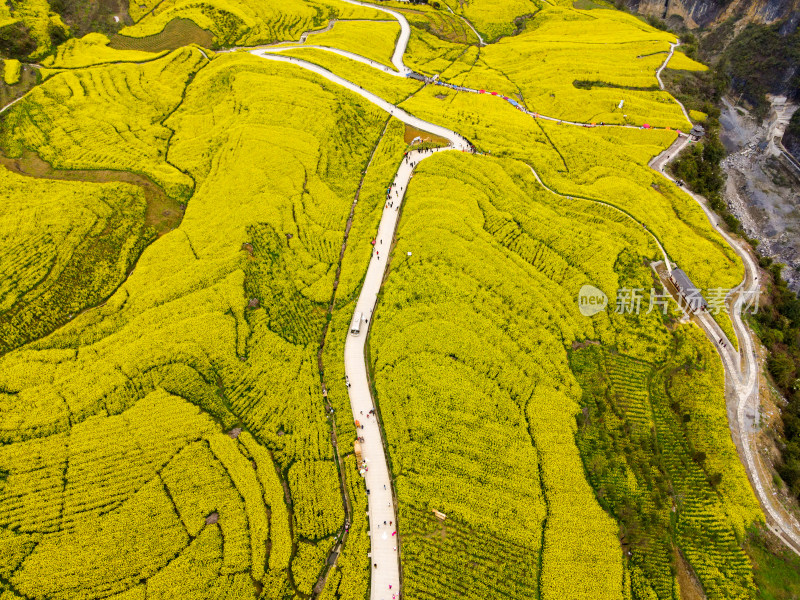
690,124 -> 706,140
669,268 -> 708,312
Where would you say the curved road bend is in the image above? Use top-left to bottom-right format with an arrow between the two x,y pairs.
251,48 -> 470,600
262,21 -> 689,135
260,45 -> 405,78
651,137 -> 800,555
340,0 -> 412,75
252,51 -> 470,150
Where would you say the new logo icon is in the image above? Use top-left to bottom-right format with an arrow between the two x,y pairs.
578,284 -> 607,316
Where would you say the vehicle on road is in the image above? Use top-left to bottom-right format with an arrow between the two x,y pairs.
350,312 -> 362,335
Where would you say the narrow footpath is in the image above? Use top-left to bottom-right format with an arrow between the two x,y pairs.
344,148 -> 452,600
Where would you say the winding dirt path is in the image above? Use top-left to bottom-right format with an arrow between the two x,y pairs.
656,43 -> 693,124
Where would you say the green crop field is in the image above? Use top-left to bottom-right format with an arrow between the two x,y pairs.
571,330 -> 762,599
0,0 -> 790,598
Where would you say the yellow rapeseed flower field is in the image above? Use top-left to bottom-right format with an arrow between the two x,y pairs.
0,2 -> 773,598
41,33 -> 169,69
301,18 -> 400,69
667,50 -> 709,71
121,0 -> 384,46
2,59 -> 21,84
0,53 -> 399,598
1,48 -> 208,201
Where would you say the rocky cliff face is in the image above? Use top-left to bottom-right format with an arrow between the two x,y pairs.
720,96 -> 800,290
625,0 -> 799,29
784,109 -> 800,155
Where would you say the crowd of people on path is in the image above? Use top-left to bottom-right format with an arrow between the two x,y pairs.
355,401 -> 400,598
356,144 -> 506,600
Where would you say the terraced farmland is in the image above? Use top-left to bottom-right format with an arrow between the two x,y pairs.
0,0 -> 793,598
0,50 -> 404,599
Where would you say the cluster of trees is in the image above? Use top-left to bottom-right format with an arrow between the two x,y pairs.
669,120 -> 753,237
783,108 -> 800,161
720,22 -> 800,120
0,21 -> 37,60
755,259 -> 800,499
572,336 -> 762,600
670,127 -> 725,199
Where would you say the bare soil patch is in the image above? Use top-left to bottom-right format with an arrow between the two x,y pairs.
675,549 -> 706,600
571,339 -> 600,350
110,18 -> 213,52
0,149 -> 184,236
404,124 -> 450,147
